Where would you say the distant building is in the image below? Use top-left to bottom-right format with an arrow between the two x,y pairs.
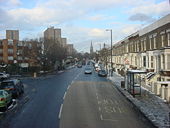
6,30 -> 19,40
44,27 -> 61,41
67,44 -> 74,55
0,39 -> 42,68
90,41 -> 93,54
44,27 -> 63,51
61,38 -> 67,47
0,39 -> 18,64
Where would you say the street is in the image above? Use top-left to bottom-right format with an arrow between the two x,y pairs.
0,66 -> 155,128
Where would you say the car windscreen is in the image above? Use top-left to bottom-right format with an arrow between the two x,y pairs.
85,67 -> 91,70
0,91 -> 3,95
1,82 -> 14,88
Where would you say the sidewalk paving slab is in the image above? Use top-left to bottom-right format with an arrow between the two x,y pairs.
108,72 -> 170,128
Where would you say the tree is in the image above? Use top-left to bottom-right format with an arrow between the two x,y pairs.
44,38 -> 67,70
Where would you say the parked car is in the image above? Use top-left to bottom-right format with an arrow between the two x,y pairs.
0,90 -> 12,110
0,72 -> 10,80
0,79 -> 24,98
98,70 -> 107,77
84,67 -> 92,74
77,64 -> 82,68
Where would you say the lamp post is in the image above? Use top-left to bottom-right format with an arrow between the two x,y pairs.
106,29 -> 113,76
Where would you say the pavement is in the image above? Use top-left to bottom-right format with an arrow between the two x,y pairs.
108,72 -> 170,128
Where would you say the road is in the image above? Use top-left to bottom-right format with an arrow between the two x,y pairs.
0,66 -> 155,128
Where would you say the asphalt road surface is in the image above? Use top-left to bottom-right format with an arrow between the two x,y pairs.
0,66 -> 155,128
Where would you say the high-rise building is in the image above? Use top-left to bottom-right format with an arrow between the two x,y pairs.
6,30 -> 19,40
44,27 -> 61,41
67,44 -> 74,55
61,38 -> 67,47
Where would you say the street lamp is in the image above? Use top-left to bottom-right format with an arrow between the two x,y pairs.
106,29 -> 113,76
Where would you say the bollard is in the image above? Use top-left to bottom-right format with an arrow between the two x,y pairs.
33,72 -> 37,78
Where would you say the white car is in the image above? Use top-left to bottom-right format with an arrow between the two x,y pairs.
0,73 -> 10,80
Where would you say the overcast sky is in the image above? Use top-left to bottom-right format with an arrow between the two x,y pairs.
0,0 -> 169,52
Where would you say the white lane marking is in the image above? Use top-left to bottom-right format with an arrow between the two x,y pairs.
96,92 -> 98,97
118,107 -> 122,113
115,100 -> 118,105
58,104 -> 63,119
98,101 -> 100,105
113,107 -> 116,112
67,85 -> 70,90
102,118 -> 118,122
99,107 -> 101,111
73,71 -> 82,80
63,92 -> 67,100
96,95 -> 98,100
71,81 -> 74,84
100,114 -> 103,120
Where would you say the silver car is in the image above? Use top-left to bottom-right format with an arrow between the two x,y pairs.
84,67 -> 92,74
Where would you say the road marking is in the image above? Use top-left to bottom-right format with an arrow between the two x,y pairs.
102,118 -> 118,122
71,81 -> 74,84
99,107 -> 101,111
113,107 -> 116,112
115,100 -> 118,105
96,92 -> 98,97
63,92 -> 67,100
98,101 -> 100,105
96,95 -> 99,100
58,104 -> 63,119
100,114 -> 103,120
32,88 -> 36,92
67,85 -> 70,90
118,107 -> 122,113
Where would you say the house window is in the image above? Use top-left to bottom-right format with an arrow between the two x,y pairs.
151,56 -> 154,68
140,40 -> 143,51
143,56 -> 146,67
8,40 -> 13,45
161,34 -> 165,47
137,41 -> 139,52
144,39 -> 146,51
17,56 -> 22,60
8,49 -> 13,54
8,56 -> 14,60
0,49 -> 2,53
0,57 -> 2,60
18,41 -> 23,46
153,37 -> 156,49
162,54 -> 165,69
152,33 -> 157,49
149,35 -> 152,50
167,54 -> 170,70
168,33 -> 170,46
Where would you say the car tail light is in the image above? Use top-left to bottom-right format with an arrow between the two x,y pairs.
0,98 -> 5,101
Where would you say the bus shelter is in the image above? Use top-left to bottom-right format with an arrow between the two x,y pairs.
127,70 -> 147,97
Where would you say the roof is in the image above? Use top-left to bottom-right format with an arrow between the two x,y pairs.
127,70 -> 147,74
139,14 -> 170,36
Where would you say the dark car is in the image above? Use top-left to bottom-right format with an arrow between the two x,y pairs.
98,70 -> 107,77
77,64 -> 82,68
0,79 -> 24,98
